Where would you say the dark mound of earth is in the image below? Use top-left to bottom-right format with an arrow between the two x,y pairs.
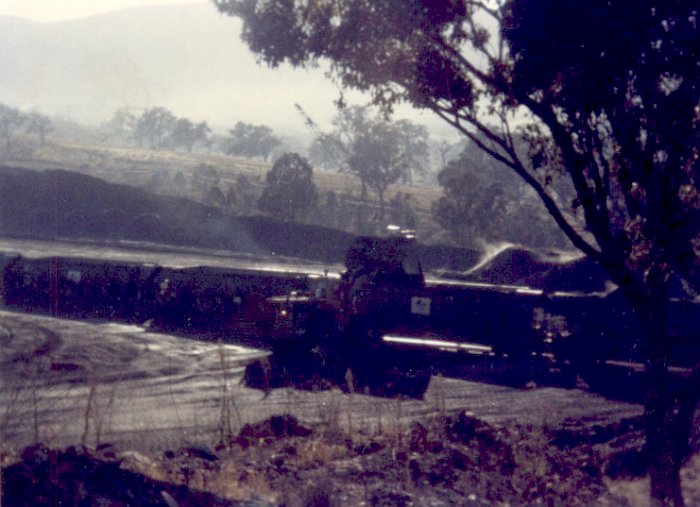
2,443 -> 236,507
0,166 -> 481,271
461,245 -> 610,292
0,166 -> 352,262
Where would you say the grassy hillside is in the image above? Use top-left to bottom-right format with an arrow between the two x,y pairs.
0,139 -> 446,243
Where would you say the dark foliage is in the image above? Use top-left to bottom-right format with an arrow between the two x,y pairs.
258,152 -> 319,220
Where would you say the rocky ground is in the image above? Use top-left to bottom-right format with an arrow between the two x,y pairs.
6,410 -> 700,506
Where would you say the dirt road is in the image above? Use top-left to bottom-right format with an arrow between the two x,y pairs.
0,309 -> 643,453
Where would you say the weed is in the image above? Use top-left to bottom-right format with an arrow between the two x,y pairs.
212,462 -> 278,504
81,385 -> 96,446
314,390 -> 344,437
294,438 -> 350,469
77,361 -> 120,448
301,482 -> 340,507
216,341 -> 242,447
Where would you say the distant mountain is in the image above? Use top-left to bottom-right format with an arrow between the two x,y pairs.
0,4 -> 342,133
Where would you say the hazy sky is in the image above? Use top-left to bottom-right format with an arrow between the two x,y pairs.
0,0 -> 457,142
0,0 -> 208,23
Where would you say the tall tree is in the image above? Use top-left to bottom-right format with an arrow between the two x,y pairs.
432,148 -> 568,248
347,119 -> 421,220
258,152 -> 319,220
0,104 -> 25,151
190,163 -> 221,199
308,132 -> 347,171
432,155 -> 507,246
214,1 -> 700,504
135,107 -> 177,150
225,121 -> 282,160
504,6 -> 700,502
435,140 -> 462,172
169,118 -> 211,152
25,112 -> 52,146
306,105 -> 429,226
107,107 -> 137,142
394,119 -> 430,184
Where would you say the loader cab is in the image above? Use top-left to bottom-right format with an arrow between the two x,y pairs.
342,233 -> 424,291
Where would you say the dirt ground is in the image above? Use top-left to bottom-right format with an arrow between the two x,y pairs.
2,309 -> 700,505
6,411 -> 700,506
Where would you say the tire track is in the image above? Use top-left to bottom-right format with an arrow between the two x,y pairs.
0,310 -> 643,452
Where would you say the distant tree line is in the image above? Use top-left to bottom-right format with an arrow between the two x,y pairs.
0,103 -> 52,152
107,107 -> 211,152
107,102 -> 571,248
224,121 -> 282,161
106,105 -> 430,234
0,98 -> 574,249
107,107 -> 284,161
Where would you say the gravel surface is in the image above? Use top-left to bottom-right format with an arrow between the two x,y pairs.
0,309 -> 643,453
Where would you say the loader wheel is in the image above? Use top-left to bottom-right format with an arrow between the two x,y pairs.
384,371 -> 431,399
565,333 -> 606,388
306,315 -> 346,384
243,356 -> 288,390
346,353 -> 382,394
501,340 -> 537,387
345,363 -> 429,399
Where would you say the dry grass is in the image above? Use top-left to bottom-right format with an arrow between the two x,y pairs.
293,438 -> 352,469
0,139 -> 442,213
605,477 -> 652,507
214,465 -> 279,504
0,141 -> 267,185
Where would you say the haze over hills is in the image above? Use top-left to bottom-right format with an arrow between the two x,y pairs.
0,3 -> 451,138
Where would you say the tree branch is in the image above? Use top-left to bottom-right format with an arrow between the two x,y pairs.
430,104 -> 602,258
521,97 -> 613,251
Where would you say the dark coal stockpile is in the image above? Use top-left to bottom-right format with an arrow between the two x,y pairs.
455,244 -> 610,292
0,166 -> 482,272
0,166 -> 353,263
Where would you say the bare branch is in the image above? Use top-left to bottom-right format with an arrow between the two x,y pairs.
464,0 -> 503,21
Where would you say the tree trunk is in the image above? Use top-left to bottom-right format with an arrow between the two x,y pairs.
357,179 -> 368,233
378,187 -> 385,224
645,362 -> 683,506
645,363 -> 700,507
636,288 -> 689,507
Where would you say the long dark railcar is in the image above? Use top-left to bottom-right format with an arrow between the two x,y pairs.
1,242 -> 697,396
